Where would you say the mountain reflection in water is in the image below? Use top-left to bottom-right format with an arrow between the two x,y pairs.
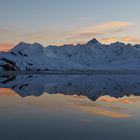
1,74 -> 140,140
0,74 -> 140,101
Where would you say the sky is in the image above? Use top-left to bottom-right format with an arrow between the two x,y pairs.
0,0 -> 140,50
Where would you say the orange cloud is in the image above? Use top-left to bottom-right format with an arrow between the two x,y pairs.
0,43 -> 14,51
68,95 -> 131,118
110,28 -> 127,33
121,36 -> 140,44
18,21 -> 132,46
0,88 -> 16,96
26,93 -> 131,118
0,21 -> 135,48
79,106 -> 131,118
81,21 -> 132,33
98,96 -> 117,103
120,96 -> 140,104
100,37 -> 117,44
98,96 -> 140,105
66,21 -> 132,43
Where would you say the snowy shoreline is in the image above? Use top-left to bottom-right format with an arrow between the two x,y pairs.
0,70 -> 140,75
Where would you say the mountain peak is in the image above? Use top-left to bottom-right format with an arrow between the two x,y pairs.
110,41 -> 126,47
10,42 -> 31,52
33,42 -> 42,46
10,42 -> 44,52
87,38 -> 101,45
17,42 -> 30,46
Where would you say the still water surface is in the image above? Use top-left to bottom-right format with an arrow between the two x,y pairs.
0,74 -> 140,140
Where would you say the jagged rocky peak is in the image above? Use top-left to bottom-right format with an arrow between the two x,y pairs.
18,41 -> 30,45
16,42 -> 31,47
16,42 -> 43,48
32,42 -> 43,47
87,38 -> 101,45
10,42 -> 44,53
10,42 -> 31,52
110,41 -> 126,47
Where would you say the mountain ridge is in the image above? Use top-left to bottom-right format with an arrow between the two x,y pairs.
0,38 -> 140,71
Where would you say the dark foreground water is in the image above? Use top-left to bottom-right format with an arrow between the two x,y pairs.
0,74 -> 140,140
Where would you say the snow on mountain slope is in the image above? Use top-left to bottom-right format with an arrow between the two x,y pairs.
0,38 -> 140,71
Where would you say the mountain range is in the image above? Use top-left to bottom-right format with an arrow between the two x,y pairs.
0,38 -> 140,71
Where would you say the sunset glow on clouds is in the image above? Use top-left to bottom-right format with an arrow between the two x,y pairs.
80,21 -> 132,34
98,96 -> 140,105
0,88 -> 16,96
67,21 -> 133,44
69,95 -> 131,118
0,20 -> 138,50
79,106 -> 131,118
0,89 -> 137,118
0,43 -> 14,51
0,0 -> 140,50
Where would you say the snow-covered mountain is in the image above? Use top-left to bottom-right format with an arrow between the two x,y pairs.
0,38 -> 140,71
